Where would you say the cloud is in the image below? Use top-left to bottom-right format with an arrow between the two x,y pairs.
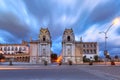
0,0 -> 39,42
0,30 -> 17,43
75,22 -> 120,56
0,0 -> 120,55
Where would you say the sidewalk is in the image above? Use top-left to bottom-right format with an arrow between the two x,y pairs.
0,62 -> 120,66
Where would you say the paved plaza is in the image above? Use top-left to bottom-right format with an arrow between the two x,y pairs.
0,63 -> 120,80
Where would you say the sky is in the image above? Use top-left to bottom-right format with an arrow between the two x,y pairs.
0,0 -> 120,57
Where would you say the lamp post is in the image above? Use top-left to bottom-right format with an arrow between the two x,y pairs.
99,17 -> 120,64
99,23 -> 114,56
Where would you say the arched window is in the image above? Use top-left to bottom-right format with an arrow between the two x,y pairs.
4,47 -> 7,51
12,47 -> 14,51
43,36 -> 46,41
15,47 -> 18,51
8,47 -> 10,51
67,36 -> 70,41
19,47 -> 22,51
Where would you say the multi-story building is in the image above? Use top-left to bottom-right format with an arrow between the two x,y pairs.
82,42 -> 99,59
0,41 -> 29,62
62,28 -> 98,64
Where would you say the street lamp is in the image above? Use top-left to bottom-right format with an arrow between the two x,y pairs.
99,17 -> 120,63
99,23 -> 114,55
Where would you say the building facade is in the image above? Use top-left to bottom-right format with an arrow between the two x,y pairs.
82,42 -> 99,60
0,28 -> 98,64
30,28 -> 51,64
62,29 -> 76,64
0,41 -> 29,62
62,29 -> 98,64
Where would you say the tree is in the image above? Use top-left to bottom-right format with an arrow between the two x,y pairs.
114,55 -> 119,59
106,55 -> 111,60
83,55 -> 86,62
83,55 -> 90,62
94,55 -> 99,62
114,55 -> 119,62
0,53 -> 5,62
51,53 -> 57,62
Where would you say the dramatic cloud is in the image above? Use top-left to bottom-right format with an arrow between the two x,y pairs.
0,0 -> 120,56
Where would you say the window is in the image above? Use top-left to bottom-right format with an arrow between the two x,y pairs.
94,44 -> 96,47
19,47 -> 22,51
91,44 -> 92,47
4,47 -> 7,51
90,50 -> 92,53
8,47 -> 10,51
15,47 -> 18,51
94,50 -> 96,54
83,50 -> 86,53
67,36 -> 70,41
11,47 -> 14,51
87,50 -> 89,53
87,44 -> 89,48
23,47 -> 26,51
83,44 -> 85,47
43,36 -> 46,41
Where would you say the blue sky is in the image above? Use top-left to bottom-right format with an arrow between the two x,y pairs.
0,0 -> 120,56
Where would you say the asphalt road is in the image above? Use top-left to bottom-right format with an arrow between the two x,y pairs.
0,65 -> 120,80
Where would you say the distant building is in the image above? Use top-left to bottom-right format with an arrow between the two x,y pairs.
62,29 -> 98,64
0,41 -> 29,62
82,42 -> 99,60
29,28 -> 52,64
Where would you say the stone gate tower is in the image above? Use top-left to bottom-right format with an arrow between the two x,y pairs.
38,28 -> 51,63
30,28 -> 51,64
62,28 -> 76,64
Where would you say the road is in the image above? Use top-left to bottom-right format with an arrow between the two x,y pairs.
0,65 -> 120,80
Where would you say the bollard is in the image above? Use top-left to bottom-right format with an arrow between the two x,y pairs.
89,61 -> 93,65
59,62 -> 62,65
69,61 -> 72,65
44,61 -> 47,66
9,60 -> 13,66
